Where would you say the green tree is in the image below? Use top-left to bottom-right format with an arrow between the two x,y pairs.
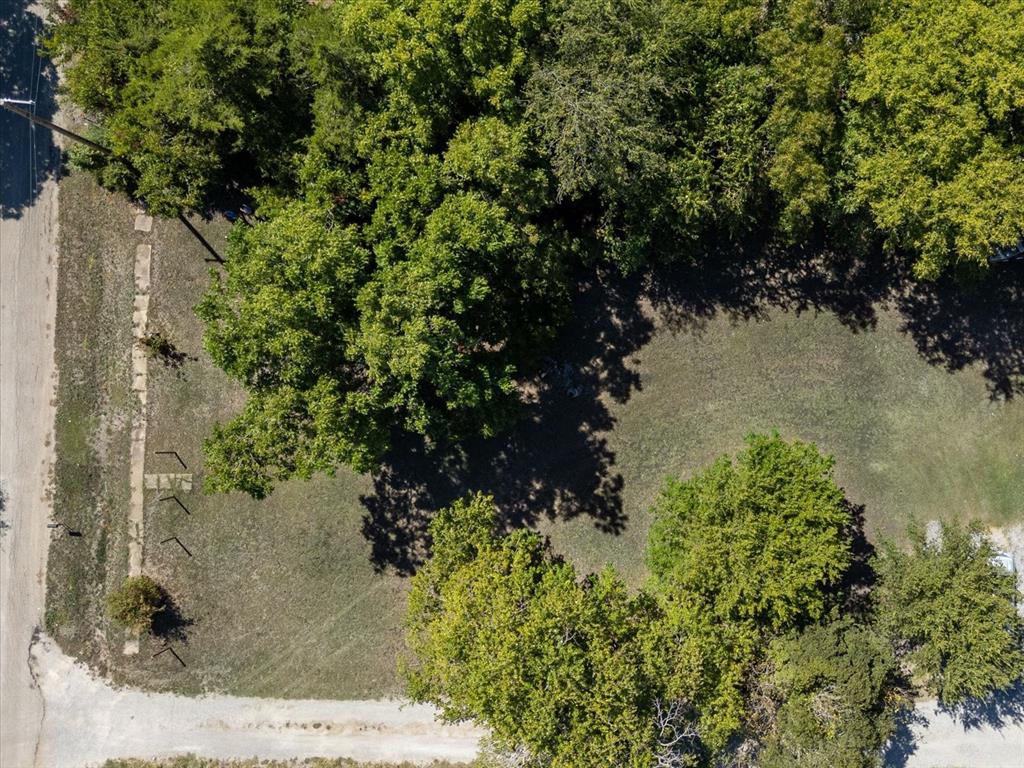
405,441 -> 918,767
45,0 -> 161,115
405,494 -> 661,768
525,0 -> 774,267
189,0 -> 573,494
874,521 -> 1024,704
759,0 -> 854,238
846,0 -> 1024,278
354,191 -> 566,440
107,575 -> 164,633
47,0 -> 305,213
197,185 -> 567,495
643,433 -> 858,754
760,618 -> 900,768
195,197 -> 380,495
526,0 -> 676,204
641,586 -> 759,755
58,0 -> 1024,500
647,433 -> 852,633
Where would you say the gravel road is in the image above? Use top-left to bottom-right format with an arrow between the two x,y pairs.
896,698 -> 1023,768
1,3 -> 62,765
0,161 -> 58,767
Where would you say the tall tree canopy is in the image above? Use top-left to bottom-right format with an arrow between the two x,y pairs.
874,521 -> 1024,704
845,0 -> 1024,278
405,440 -> 1021,767
644,433 -> 855,751
406,437 -> 897,766
189,0 -> 571,494
48,0 -> 306,213
759,0 -> 875,238
405,494 -> 662,768
647,432 -> 852,633
47,0 -> 1024,488
759,619 -> 900,768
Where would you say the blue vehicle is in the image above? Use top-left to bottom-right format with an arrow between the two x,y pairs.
990,238 -> 1024,264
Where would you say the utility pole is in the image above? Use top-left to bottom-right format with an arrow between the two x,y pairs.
3,97 -> 225,263
1,98 -> 110,154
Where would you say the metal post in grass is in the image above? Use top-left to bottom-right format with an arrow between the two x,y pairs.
154,450 -> 188,469
160,536 -> 193,558
158,495 -> 191,515
47,522 -> 83,537
153,644 -> 186,667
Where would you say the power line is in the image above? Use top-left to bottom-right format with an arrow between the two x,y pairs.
3,96 -> 226,264
0,98 -> 110,154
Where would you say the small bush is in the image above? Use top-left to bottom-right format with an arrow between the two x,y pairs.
107,575 -> 164,633
140,332 -> 175,359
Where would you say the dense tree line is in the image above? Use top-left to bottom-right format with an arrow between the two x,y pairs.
404,436 -> 1024,767
47,0 -> 1024,492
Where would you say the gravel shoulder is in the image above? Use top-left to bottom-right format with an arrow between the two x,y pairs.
30,637 -> 483,768
0,167 -> 59,768
896,698 -> 1024,768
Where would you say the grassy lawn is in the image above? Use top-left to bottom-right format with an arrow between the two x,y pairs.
573,302 -> 1023,579
115,209 -> 408,697
46,172 -> 137,665
48,173 -> 1024,698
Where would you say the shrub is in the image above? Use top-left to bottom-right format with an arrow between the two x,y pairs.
107,575 -> 164,633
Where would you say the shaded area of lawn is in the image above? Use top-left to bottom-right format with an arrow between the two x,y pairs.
364,246 -> 1024,581
361,271 -> 648,575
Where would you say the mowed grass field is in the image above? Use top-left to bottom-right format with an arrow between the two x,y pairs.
49,173 -> 1024,698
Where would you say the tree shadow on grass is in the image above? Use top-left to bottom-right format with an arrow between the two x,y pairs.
645,237 -> 1024,400
360,236 -> 1024,574
643,234 -> 891,337
838,500 -> 877,619
895,262 -> 1024,400
152,589 -> 194,644
361,271 -> 651,575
